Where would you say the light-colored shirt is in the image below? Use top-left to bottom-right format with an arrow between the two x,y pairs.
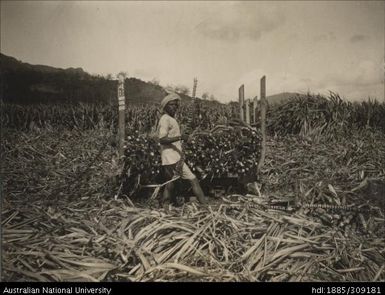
157,113 -> 182,165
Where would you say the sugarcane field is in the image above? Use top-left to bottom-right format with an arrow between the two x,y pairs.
1,1 -> 384,286
2,88 -> 385,282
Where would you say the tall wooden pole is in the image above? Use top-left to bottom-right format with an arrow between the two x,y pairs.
192,78 -> 198,128
117,74 -> 125,159
253,95 -> 258,125
250,100 -> 253,124
239,85 -> 245,121
258,76 -> 266,173
192,78 -> 198,99
245,99 -> 250,124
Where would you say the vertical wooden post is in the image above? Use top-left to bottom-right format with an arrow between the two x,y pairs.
254,95 -> 258,124
258,76 -> 266,173
250,100 -> 252,124
117,74 -> 125,159
192,78 -> 198,99
239,85 -> 244,121
245,99 -> 250,124
192,78 -> 199,128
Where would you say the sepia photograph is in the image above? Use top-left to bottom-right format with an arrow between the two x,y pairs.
1,0 -> 384,285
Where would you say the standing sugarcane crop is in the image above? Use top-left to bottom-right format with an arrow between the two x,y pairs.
156,93 -> 208,207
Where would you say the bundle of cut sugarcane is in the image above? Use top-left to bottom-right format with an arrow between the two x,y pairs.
121,126 -> 262,187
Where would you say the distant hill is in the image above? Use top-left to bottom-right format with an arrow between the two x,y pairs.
0,53 -> 113,104
0,54 -> 87,76
0,54 -> 194,105
0,53 -> 302,107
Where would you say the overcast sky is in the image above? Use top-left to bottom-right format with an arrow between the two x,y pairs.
1,1 -> 384,102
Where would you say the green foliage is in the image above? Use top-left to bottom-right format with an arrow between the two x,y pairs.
267,92 -> 385,137
1,100 -> 234,133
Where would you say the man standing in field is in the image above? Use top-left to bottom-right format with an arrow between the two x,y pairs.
157,93 -> 207,207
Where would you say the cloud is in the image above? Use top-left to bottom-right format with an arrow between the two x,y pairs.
315,32 -> 336,42
132,66 -> 163,82
209,62 -> 383,103
196,22 -> 241,42
223,60 -> 384,102
214,70 -> 315,102
310,60 -> 383,100
333,60 -> 382,86
196,2 -> 285,42
350,34 -> 370,43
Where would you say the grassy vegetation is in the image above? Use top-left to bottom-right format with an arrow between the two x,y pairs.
267,92 -> 385,137
1,93 -> 384,282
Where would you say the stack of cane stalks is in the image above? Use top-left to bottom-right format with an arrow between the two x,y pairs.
122,127 -> 261,185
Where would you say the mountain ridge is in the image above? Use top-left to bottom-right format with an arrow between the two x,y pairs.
1,53 -> 296,105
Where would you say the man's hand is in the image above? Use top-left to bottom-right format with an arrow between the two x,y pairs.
181,134 -> 190,142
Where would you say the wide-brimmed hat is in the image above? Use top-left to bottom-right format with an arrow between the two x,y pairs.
160,92 -> 181,113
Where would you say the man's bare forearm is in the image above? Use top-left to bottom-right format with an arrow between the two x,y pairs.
159,136 -> 181,145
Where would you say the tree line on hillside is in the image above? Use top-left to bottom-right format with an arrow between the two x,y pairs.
0,54 -> 198,105
1,69 -> 174,105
